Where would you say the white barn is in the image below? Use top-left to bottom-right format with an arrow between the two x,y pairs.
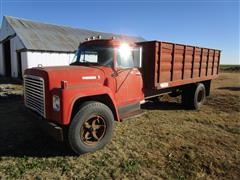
0,16 -> 144,78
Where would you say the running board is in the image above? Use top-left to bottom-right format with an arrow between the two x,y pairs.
120,109 -> 145,121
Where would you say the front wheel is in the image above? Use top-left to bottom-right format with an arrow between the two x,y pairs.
68,101 -> 114,155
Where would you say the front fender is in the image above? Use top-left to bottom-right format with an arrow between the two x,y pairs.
61,84 -> 119,125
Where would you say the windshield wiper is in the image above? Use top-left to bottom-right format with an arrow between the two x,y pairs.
77,60 -> 99,66
70,59 -> 99,66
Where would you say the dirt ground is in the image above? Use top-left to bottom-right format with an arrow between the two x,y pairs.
0,71 -> 239,179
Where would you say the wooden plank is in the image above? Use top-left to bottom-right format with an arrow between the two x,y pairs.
206,49 -> 210,76
217,51 -> 221,74
157,42 -> 162,83
212,50 -> 215,75
191,47 -> 196,78
154,42 -> 159,87
199,48 -> 203,77
171,44 -> 176,81
182,45 -> 187,80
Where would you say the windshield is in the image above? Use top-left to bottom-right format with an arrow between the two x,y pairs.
71,45 -> 114,67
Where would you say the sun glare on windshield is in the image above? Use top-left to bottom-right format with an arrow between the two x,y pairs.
119,43 -> 131,60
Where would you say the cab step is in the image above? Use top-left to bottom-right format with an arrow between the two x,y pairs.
120,109 -> 145,121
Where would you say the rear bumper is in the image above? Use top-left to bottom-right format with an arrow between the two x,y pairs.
26,108 -> 64,141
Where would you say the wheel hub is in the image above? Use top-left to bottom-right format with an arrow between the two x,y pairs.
80,115 -> 106,146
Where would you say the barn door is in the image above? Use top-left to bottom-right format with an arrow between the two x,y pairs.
3,40 -> 11,76
17,52 -> 22,79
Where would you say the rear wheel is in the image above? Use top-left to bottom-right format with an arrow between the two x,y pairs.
68,101 -> 114,155
182,83 -> 206,110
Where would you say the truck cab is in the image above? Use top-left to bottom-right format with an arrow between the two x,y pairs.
24,38 -> 144,154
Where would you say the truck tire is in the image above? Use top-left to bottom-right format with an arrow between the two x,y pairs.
68,101 -> 114,155
182,83 -> 206,110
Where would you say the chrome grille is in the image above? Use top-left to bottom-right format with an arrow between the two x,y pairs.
24,75 -> 45,117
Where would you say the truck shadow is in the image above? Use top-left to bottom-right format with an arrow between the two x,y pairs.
142,101 -> 187,110
218,86 -> 240,91
0,98 -> 186,157
0,99 -> 75,157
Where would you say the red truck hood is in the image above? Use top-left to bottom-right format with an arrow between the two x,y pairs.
24,65 -> 108,90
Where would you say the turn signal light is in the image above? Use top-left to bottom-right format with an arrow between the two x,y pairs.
61,80 -> 68,89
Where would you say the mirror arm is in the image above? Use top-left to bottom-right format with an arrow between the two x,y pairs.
111,70 -> 118,77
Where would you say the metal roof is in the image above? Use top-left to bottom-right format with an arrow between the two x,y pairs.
4,16 -> 145,52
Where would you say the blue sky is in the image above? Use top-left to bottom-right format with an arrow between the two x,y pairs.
0,0 -> 239,64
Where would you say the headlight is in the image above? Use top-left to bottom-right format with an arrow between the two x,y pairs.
53,95 -> 60,112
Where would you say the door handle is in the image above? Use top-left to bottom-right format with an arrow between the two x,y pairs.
135,72 -> 141,76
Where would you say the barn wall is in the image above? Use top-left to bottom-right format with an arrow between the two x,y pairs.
0,16 -> 25,77
0,17 -> 15,76
10,36 -> 25,77
21,52 -> 28,75
22,51 -> 75,73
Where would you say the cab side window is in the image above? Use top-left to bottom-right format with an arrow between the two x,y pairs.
116,52 -> 134,69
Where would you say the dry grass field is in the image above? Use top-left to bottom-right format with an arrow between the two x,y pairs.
0,68 -> 239,179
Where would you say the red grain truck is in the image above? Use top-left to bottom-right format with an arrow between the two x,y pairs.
24,38 -> 221,154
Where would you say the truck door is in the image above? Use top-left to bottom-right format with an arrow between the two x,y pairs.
114,45 -> 144,108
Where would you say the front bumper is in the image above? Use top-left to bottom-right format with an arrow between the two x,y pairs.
26,108 -> 64,141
